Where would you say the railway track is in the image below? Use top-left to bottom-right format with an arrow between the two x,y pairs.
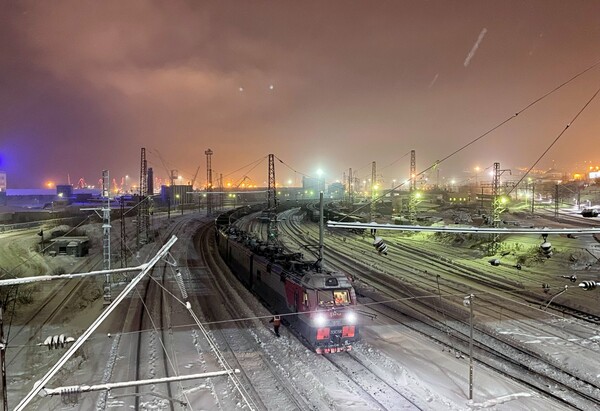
97,217 -> 191,409
224,210 -> 438,410
326,351 -> 423,410
5,252 -> 104,407
196,222 -> 312,411
275,208 -> 600,410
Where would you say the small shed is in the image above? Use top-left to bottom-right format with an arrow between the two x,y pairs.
49,236 -> 89,257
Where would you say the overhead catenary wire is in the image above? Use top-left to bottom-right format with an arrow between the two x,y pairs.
221,155 -> 267,180
507,85 -> 600,196
274,155 -> 313,179
127,219 -> 258,410
341,58 -> 600,221
128,271 -> 193,408
378,150 -> 412,172
124,279 -> 600,354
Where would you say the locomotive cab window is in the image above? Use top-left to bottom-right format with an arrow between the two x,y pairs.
333,290 -> 349,305
317,290 -> 334,306
318,289 -> 350,306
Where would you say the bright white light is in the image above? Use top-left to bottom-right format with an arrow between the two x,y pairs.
269,84 -> 274,90
316,169 -> 324,177
345,311 -> 357,324
239,87 -> 244,92
314,313 -> 327,327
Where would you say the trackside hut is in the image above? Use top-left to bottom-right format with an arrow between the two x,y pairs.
48,236 -> 89,257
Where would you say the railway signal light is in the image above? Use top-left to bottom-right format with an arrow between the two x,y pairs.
579,281 -> 598,291
372,236 -> 388,255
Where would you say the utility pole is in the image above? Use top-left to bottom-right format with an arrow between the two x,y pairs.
267,154 -> 278,242
0,303 -> 7,411
101,170 -> 111,303
410,149 -> 416,191
267,154 -> 277,210
489,162 -> 510,255
555,184 -> 559,221
318,191 -> 324,271
138,147 -> 149,246
205,149 -> 213,216
80,172 -> 112,302
120,198 -> 127,268
219,173 -> 224,211
531,182 -> 535,213
348,168 -> 353,206
370,161 -> 376,221
409,149 -> 417,223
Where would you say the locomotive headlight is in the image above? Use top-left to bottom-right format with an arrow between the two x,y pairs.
314,313 -> 327,327
345,311 -> 357,324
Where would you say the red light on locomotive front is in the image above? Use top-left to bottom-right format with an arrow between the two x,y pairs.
342,326 -> 355,338
316,328 -> 330,340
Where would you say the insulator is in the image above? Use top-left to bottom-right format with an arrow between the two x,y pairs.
540,242 -> 552,258
60,387 -> 80,405
579,281 -> 597,291
489,259 -> 501,266
372,237 -> 388,255
175,269 -> 188,300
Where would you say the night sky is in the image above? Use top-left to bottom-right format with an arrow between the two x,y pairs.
1,1 -> 599,189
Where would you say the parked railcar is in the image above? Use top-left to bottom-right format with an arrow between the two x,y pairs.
215,211 -> 359,353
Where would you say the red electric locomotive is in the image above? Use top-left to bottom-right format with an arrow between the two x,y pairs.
216,212 -> 359,353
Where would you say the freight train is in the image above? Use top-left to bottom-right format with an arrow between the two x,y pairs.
215,209 -> 359,353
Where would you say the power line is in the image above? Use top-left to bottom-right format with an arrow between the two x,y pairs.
507,85 -> 600,196
343,58 -> 600,220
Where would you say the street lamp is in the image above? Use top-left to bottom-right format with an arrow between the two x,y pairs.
175,194 -> 182,215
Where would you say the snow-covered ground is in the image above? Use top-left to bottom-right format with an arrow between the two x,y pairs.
2,215 -> 587,410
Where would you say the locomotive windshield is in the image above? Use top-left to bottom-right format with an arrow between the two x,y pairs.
318,289 -> 350,306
